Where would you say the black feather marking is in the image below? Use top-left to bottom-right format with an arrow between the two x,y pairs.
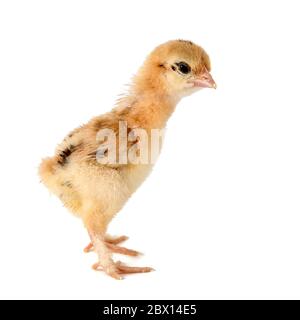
58,144 -> 77,166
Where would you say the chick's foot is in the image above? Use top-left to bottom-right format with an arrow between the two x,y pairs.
92,261 -> 154,279
84,235 -> 128,252
84,235 -> 141,256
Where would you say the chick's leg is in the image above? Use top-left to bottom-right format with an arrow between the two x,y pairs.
83,209 -> 123,279
89,232 -> 123,280
84,210 -> 153,279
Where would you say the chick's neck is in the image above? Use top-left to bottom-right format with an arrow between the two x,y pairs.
125,92 -> 177,129
125,72 -> 180,129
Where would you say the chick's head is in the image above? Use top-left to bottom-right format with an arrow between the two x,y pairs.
134,40 -> 216,99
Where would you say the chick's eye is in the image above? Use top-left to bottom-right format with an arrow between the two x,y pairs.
176,62 -> 191,74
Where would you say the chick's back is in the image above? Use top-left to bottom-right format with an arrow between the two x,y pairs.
39,111 -> 132,217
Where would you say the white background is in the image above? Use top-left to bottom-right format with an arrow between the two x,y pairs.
0,0 -> 299,299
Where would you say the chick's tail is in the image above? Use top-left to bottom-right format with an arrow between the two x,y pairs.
38,156 -> 61,192
39,156 -> 82,214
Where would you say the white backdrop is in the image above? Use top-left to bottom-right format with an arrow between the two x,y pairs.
0,0 -> 299,299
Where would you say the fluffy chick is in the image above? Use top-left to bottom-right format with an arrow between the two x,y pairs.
39,39 -> 216,280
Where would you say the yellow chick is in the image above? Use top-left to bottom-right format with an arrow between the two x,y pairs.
39,40 -> 216,280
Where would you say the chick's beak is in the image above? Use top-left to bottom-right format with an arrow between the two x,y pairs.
188,67 -> 217,89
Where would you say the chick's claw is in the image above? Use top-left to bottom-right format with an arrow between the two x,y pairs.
115,261 -> 155,274
106,235 -> 129,245
92,261 -> 154,279
84,235 -> 129,253
106,243 -> 141,257
83,242 -> 94,253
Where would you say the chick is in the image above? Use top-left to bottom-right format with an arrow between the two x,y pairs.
39,40 -> 216,280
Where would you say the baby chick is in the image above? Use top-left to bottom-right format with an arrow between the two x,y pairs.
39,40 -> 216,280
